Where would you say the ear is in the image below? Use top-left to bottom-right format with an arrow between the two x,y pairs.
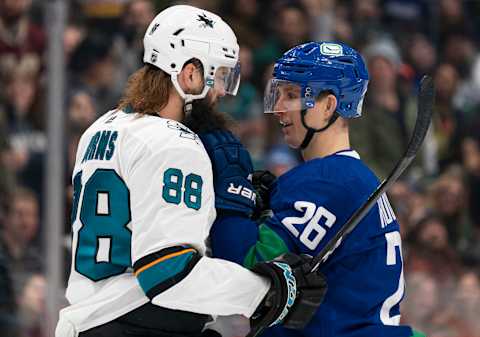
178,63 -> 197,88
178,63 -> 203,94
324,94 -> 338,119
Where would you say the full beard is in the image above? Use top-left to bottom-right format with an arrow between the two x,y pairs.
183,98 -> 232,134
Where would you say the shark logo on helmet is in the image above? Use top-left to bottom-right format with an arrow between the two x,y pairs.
149,23 -> 159,35
197,13 -> 215,28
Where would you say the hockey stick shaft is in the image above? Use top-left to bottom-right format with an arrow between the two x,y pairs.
309,75 -> 435,272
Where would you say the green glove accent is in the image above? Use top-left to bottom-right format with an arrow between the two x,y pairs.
412,330 -> 426,337
243,223 -> 290,268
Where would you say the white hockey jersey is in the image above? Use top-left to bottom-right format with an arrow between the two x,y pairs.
57,109 -> 269,335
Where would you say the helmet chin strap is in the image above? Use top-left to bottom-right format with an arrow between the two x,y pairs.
299,108 -> 339,149
170,72 -> 210,115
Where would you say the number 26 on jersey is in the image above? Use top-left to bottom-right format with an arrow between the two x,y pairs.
281,201 -> 336,250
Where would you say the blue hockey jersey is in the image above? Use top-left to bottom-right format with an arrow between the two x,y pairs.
210,150 -> 414,337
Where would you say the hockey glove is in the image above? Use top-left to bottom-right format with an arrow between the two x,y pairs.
250,253 -> 327,335
199,130 -> 256,217
251,170 -> 277,220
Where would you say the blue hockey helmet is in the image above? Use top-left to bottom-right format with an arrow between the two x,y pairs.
264,41 -> 369,118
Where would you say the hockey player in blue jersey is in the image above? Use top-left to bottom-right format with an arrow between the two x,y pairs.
199,41 -> 425,337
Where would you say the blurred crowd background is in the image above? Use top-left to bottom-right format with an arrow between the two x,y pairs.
0,0 -> 480,336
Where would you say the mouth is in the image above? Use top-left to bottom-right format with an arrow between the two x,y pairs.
280,121 -> 293,128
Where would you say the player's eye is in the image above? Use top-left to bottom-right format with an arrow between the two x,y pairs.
287,91 -> 297,100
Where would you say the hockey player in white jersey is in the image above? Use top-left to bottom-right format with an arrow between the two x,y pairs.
56,5 -> 327,337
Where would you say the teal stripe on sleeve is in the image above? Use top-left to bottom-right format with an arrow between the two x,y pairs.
136,252 -> 194,294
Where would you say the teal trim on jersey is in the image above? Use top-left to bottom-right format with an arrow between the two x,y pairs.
412,330 -> 426,337
136,251 -> 195,293
123,104 -> 134,114
244,223 -> 290,268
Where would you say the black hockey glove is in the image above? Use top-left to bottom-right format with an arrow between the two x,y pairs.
250,253 -> 327,335
251,170 -> 276,220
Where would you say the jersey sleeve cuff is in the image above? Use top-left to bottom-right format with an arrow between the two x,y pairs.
133,245 -> 201,299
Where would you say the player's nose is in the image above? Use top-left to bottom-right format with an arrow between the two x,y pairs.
273,109 -> 284,118
217,87 -> 226,97
273,95 -> 288,113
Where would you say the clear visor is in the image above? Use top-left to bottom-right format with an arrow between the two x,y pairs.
264,79 -> 306,113
210,62 -> 241,96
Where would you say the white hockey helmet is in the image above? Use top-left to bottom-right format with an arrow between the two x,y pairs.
143,5 -> 240,103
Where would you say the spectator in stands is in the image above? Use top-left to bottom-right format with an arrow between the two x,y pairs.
17,273 -> 45,337
63,22 -> 86,62
402,272 -> 441,335
301,0 -> 335,41
222,0 -> 264,48
442,32 -> 477,80
0,244 -> 18,337
438,0 -> 475,47
68,33 -> 118,116
253,2 -> 310,88
67,91 -> 96,134
350,38 -> 417,178
115,0 -> 155,88
389,181 -> 428,237
383,0 -> 432,37
454,53 -> 480,118
4,56 -> 42,134
1,57 -> 45,196
329,3 -> 353,45
453,270 -> 480,333
406,214 -> 462,286
0,0 -> 45,94
0,187 -> 42,299
350,0 -> 384,48
430,63 -> 466,169
406,34 -> 437,86
0,186 -> 43,337
461,136 -> 480,262
428,167 -> 473,255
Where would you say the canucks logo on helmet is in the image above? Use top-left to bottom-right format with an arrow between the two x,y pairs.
320,43 -> 343,56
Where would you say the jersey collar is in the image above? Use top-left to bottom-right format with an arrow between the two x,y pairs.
334,149 -> 360,159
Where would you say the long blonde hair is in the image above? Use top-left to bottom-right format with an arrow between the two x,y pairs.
117,64 -> 172,115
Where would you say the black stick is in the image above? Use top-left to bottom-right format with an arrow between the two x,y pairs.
309,75 -> 435,273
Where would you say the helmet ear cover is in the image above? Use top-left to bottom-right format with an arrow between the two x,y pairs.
298,90 -> 339,150
301,87 -> 335,110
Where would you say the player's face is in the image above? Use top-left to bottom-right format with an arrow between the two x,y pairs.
204,66 -> 241,106
206,67 -> 229,105
273,84 -> 305,148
